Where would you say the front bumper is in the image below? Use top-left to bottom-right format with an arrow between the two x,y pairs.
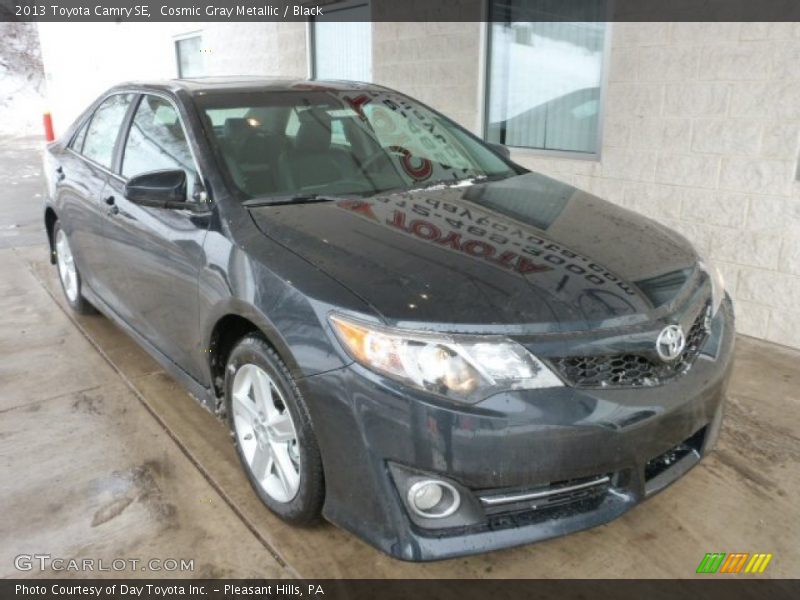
298,299 -> 735,561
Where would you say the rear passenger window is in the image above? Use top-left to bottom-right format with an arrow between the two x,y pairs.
81,94 -> 134,168
121,95 -> 197,190
70,120 -> 89,153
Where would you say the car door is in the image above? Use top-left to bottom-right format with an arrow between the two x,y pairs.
56,93 -> 134,299
101,93 -> 210,381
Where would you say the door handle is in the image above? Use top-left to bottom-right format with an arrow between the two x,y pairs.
104,195 -> 119,216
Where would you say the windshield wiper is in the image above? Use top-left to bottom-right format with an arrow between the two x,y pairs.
243,194 -> 342,208
413,172 -> 513,192
373,173 -> 514,197
458,173 -> 515,186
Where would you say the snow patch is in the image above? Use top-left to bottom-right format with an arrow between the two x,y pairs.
0,23 -> 45,136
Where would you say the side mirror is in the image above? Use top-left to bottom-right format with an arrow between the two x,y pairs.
488,142 -> 511,159
124,169 -> 188,209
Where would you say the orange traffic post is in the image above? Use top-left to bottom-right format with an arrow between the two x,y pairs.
43,111 -> 55,142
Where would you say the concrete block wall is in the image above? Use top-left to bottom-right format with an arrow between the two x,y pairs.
510,22 -> 800,349
174,22 -> 307,81
372,22 -> 482,129
203,23 -> 307,78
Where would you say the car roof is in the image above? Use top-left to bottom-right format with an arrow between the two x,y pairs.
113,76 -> 382,96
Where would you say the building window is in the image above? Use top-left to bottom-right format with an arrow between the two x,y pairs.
311,3 -> 371,81
175,35 -> 204,78
485,1 -> 608,156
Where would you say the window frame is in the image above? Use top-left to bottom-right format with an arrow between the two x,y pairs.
479,14 -> 612,161
174,32 -> 204,79
307,1 -> 372,81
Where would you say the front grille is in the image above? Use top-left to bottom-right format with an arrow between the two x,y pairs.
551,304 -> 710,388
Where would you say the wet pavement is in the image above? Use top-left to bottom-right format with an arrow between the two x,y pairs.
0,136 -> 46,250
0,244 -> 291,579
1,136 -> 799,578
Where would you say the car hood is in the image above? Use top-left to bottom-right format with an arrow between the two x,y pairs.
247,172 -> 700,332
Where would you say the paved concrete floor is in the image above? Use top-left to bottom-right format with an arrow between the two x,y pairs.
1,137 -> 799,578
0,136 -> 46,250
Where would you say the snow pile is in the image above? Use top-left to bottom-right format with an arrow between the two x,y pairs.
0,23 -> 45,136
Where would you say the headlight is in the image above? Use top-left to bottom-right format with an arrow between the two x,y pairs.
329,314 -> 563,403
698,258 -> 725,316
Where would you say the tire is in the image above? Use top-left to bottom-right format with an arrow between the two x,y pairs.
53,220 -> 96,315
224,334 -> 324,525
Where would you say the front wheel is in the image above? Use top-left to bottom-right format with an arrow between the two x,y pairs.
224,334 -> 324,524
53,220 -> 96,315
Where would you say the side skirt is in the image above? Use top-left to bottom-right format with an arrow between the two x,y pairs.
81,285 -> 219,413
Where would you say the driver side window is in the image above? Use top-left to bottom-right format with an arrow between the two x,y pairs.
121,95 -> 198,199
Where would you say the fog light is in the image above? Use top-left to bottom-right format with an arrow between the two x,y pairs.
412,481 -> 442,510
407,480 -> 460,519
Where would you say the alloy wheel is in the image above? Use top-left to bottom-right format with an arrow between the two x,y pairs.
231,363 -> 301,503
55,228 -> 79,303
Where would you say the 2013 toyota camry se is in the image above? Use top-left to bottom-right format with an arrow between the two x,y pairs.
42,77 -> 734,561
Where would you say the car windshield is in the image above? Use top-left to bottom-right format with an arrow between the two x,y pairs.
195,87 -> 517,200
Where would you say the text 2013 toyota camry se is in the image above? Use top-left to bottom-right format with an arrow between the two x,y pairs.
42,78 -> 734,561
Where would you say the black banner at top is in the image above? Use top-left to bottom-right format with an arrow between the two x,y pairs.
3,0 -> 800,22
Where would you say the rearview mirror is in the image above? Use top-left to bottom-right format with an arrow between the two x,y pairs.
124,169 -> 188,209
488,142 -> 511,159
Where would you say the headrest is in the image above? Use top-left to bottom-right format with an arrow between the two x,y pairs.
224,118 -> 250,140
295,110 -> 332,153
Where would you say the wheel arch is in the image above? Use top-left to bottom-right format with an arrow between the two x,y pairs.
205,304 -> 303,404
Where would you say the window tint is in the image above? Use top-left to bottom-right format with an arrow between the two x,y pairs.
122,95 -> 197,192
82,94 -> 134,168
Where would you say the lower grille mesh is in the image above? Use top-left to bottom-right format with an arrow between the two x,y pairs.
478,474 -> 612,515
551,304 -> 710,388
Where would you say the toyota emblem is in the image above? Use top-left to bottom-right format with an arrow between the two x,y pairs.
656,325 -> 686,362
